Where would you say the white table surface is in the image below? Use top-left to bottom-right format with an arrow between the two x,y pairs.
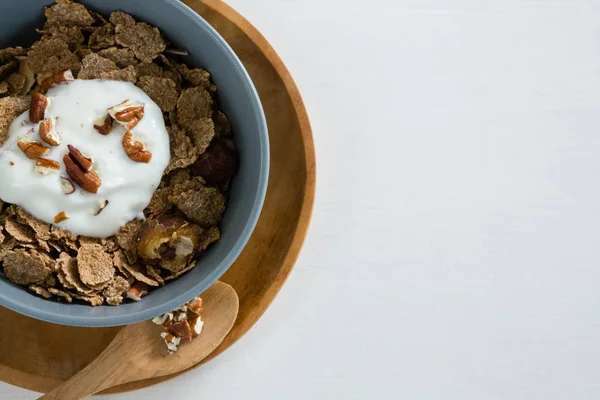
5,0 -> 600,398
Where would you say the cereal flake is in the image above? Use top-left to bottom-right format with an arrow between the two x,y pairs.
165,124 -> 200,174
170,185 -> 226,227
78,53 -> 118,79
0,47 -> 26,63
77,244 -> 115,287
27,38 -> 80,76
98,47 -> 136,68
113,250 -> 159,286
4,217 -> 35,243
116,22 -> 166,63
45,0 -> 94,28
109,11 -> 136,28
137,76 -> 178,111
6,73 -> 26,96
188,118 -> 216,154
29,284 -> 53,299
40,26 -> 85,50
103,275 -> 130,298
89,24 -> 116,51
176,87 -> 213,130
2,249 -> 52,285
145,187 -> 173,218
0,96 -> 30,145
177,64 -> 215,91
135,62 -> 164,78
116,219 -> 143,264
48,287 -> 73,302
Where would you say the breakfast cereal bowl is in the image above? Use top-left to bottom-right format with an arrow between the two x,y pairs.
0,0 -> 268,326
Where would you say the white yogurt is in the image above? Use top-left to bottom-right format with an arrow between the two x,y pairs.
0,80 -> 171,238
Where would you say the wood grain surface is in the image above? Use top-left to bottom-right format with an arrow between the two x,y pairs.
40,282 -> 239,399
0,0 -> 315,394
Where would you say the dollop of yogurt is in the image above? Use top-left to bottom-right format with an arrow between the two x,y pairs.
0,79 -> 170,238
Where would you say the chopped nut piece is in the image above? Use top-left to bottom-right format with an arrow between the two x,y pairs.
94,199 -> 109,216
54,211 -> 69,223
17,140 -> 50,159
160,332 -> 181,353
93,114 -> 113,135
122,131 -> 152,163
29,93 -> 48,123
189,315 -> 204,338
107,99 -> 144,130
40,69 -> 74,90
60,176 -> 75,194
152,312 -> 174,328
127,281 -> 149,301
66,144 -> 92,171
171,320 -> 193,342
34,158 -> 60,175
186,297 -> 204,315
64,145 -> 101,193
39,117 -> 60,146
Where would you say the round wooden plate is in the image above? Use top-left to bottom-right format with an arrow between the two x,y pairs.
0,0 -> 315,394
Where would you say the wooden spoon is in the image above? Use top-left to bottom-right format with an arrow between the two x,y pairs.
39,281 -> 239,400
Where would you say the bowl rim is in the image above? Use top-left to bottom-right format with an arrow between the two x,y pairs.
0,0 -> 269,327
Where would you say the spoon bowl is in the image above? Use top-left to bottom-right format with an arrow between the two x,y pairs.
39,281 -> 239,400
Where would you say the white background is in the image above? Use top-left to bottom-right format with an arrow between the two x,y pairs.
5,0 -> 600,398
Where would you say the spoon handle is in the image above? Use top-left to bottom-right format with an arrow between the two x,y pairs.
38,333 -> 130,400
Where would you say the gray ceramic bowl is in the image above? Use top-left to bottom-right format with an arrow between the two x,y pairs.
0,0 -> 269,326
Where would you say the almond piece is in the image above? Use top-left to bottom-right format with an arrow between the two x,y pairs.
93,114 -> 113,135
39,117 -> 60,146
54,211 -> 69,224
108,99 -> 144,130
40,69 -> 74,90
66,144 -> 92,172
122,131 -> 152,163
17,140 -> 49,159
126,282 -> 149,301
60,176 -> 75,194
34,158 -> 60,175
29,93 -> 48,123
63,152 -> 102,194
